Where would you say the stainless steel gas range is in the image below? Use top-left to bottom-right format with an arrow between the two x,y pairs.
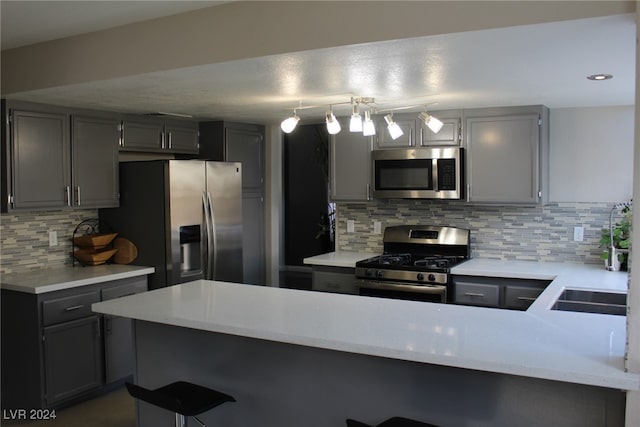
355,225 -> 470,303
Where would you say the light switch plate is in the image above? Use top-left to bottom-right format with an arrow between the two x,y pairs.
373,221 -> 382,234
49,231 -> 58,247
347,220 -> 355,233
573,226 -> 584,242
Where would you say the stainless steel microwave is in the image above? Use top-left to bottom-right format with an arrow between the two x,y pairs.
371,147 -> 464,199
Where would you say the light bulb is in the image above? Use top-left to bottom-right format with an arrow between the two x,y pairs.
349,104 -> 363,132
326,112 -> 341,135
384,114 -> 403,140
363,111 -> 376,136
419,112 -> 443,133
280,113 -> 300,133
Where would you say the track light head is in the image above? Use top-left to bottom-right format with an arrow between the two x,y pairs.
350,104 -> 363,132
363,110 -> 376,136
326,112 -> 341,135
419,112 -> 444,133
384,114 -> 403,140
281,112 -> 300,134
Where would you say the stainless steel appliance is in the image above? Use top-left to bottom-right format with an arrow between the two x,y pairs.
99,160 -> 243,289
355,225 -> 470,302
372,147 -> 464,199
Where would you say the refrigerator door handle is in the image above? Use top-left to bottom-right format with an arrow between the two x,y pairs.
202,192 -> 214,279
206,191 -> 218,280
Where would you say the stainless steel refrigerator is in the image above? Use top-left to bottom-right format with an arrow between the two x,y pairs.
99,160 -> 243,289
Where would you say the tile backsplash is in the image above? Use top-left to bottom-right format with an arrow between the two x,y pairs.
1,210 -> 97,274
336,201 -> 616,265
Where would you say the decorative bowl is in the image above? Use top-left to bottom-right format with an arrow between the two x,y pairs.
72,233 -> 118,249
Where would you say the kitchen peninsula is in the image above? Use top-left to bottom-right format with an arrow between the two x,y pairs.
93,261 -> 637,427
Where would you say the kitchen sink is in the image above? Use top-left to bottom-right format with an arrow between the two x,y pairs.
551,289 -> 627,316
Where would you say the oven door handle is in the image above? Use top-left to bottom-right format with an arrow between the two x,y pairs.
358,281 -> 446,294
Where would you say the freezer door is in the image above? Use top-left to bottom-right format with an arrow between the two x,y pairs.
205,162 -> 243,283
168,161 -> 206,285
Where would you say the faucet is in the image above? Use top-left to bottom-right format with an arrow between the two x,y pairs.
607,201 -> 632,271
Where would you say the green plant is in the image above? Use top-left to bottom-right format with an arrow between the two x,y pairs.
600,204 -> 631,263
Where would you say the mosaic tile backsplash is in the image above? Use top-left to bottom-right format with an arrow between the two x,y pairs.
336,201 -> 617,265
1,210 -> 97,274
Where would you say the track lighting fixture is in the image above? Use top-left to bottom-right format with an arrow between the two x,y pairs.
418,112 -> 444,133
280,110 -> 300,134
384,114 -> 403,140
363,110 -> 376,136
325,111 -> 341,135
350,104 -> 363,132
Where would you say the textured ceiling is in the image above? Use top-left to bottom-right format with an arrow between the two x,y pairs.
1,2 -> 635,124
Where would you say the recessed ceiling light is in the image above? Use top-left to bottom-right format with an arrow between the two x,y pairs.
587,74 -> 613,81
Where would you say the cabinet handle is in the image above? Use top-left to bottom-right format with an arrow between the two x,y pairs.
161,132 -> 166,149
64,304 -> 85,311
464,292 -> 485,297
366,184 -> 371,201
517,296 -> 537,301
75,186 -> 81,206
168,132 -> 172,149
65,186 -> 71,206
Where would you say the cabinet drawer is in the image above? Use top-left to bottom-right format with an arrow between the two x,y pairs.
42,291 -> 100,326
312,270 -> 357,294
101,278 -> 148,301
454,282 -> 499,307
504,286 -> 543,310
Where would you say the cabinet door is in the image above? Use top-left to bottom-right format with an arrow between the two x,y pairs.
72,115 -> 120,208
166,123 -> 199,154
330,119 -> 373,202
466,112 -> 540,204
225,127 -> 264,190
10,110 -> 70,210
120,119 -> 164,151
43,316 -> 103,406
375,114 -> 416,148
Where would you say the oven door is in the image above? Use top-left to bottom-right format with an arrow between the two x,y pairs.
357,280 -> 447,303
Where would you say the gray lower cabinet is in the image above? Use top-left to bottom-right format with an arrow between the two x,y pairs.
312,266 -> 358,294
330,117 -> 373,202
452,275 -> 549,310
43,316 -> 103,405
0,275 -> 148,410
464,105 -> 549,205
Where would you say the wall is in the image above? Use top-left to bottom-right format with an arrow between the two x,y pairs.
0,210 -> 96,274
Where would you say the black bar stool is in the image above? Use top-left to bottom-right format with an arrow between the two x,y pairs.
347,416 -> 438,427
125,381 -> 235,427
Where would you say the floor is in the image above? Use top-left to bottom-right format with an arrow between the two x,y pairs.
3,387 -> 136,427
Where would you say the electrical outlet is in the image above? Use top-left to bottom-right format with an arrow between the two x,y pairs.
49,231 -> 58,247
347,220 -> 355,233
373,221 -> 382,234
573,226 -> 584,242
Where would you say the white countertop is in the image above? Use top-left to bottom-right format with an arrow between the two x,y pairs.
303,251 -> 377,268
1,264 -> 155,294
93,262 -> 637,390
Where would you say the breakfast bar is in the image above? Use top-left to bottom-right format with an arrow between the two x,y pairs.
92,262 -> 637,427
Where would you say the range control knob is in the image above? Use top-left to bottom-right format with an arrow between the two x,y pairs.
365,269 -> 373,277
416,273 -> 425,281
376,270 -> 384,278
428,274 -> 436,282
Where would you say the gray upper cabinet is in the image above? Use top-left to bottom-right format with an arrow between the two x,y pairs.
330,117 -> 373,202
6,108 -> 71,210
464,105 -> 549,205
419,110 -> 462,146
1,101 -> 120,212
72,115 -> 120,208
225,126 -> 264,191
375,113 -> 416,148
120,116 -> 198,154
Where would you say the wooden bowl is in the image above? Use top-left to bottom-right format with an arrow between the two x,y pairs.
73,233 -> 118,249
74,248 -> 119,266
